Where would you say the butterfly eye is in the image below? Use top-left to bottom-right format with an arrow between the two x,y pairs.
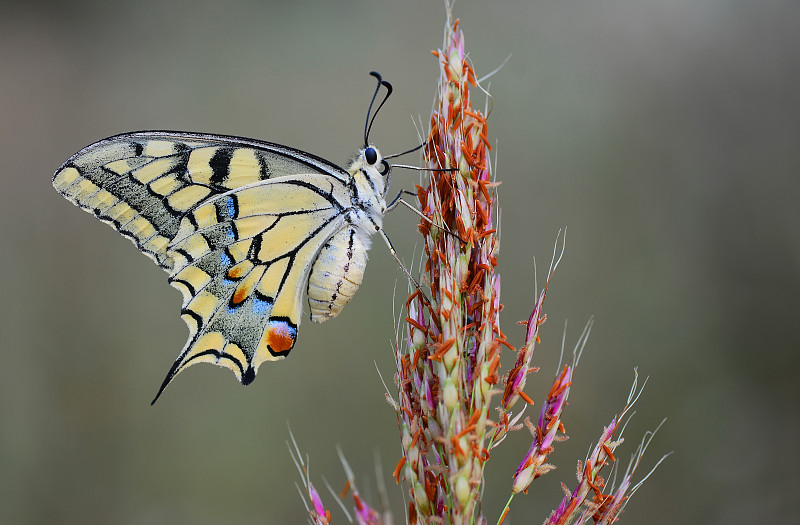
364,147 -> 378,165
379,160 -> 390,176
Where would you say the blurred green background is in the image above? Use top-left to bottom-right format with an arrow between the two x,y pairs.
2,0 -> 798,523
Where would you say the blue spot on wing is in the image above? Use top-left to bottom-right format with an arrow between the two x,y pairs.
252,294 -> 272,315
267,319 -> 297,341
220,250 -> 235,285
226,196 -> 236,219
226,290 -> 272,316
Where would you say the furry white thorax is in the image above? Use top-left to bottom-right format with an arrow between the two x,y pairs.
346,145 -> 390,243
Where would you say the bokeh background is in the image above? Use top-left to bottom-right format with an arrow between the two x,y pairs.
2,0 -> 798,523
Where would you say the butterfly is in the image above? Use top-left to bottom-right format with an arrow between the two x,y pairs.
53,72 -> 419,403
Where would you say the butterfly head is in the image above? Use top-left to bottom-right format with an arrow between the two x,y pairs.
348,145 -> 391,201
363,145 -> 391,177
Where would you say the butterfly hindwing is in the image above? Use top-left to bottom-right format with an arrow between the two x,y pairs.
159,175 -> 351,394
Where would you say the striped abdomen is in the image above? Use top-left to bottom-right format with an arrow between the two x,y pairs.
307,226 -> 369,323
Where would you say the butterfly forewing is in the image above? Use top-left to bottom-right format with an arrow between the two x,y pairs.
53,132 -> 390,400
53,133 -> 337,267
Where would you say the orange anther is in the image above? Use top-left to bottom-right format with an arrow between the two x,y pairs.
393,456 -> 406,483
405,317 -> 427,333
519,390 -> 535,405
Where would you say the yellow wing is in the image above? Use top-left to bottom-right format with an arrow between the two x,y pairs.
52,132 -> 353,401
161,175 -> 348,401
52,131 -> 349,270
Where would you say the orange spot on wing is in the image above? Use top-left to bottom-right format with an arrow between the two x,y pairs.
232,286 -> 249,305
267,321 -> 296,354
227,265 -> 247,279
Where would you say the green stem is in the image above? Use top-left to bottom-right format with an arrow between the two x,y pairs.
497,493 -> 515,525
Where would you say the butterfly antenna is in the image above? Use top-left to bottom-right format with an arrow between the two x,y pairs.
364,72 -> 384,146
364,71 -> 393,146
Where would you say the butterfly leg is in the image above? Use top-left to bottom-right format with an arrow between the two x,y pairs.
369,216 -> 429,302
385,189 -> 417,211
386,190 -> 467,246
376,227 -> 421,289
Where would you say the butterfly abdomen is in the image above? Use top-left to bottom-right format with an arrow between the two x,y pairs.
307,226 -> 370,323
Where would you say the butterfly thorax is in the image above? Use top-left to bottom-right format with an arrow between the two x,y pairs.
345,145 -> 390,231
